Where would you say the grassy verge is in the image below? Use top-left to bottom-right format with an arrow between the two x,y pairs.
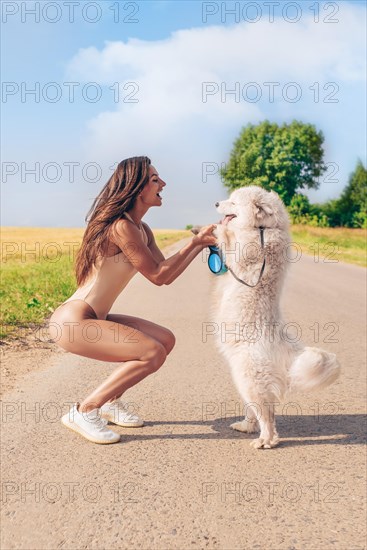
290,225 -> 366,267
0,227 -> 191,341
1,225 -> 365,341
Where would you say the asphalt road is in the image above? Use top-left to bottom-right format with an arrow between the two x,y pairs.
1,239 -> 366,550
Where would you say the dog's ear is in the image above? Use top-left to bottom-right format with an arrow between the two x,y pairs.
254,202 -> 273,220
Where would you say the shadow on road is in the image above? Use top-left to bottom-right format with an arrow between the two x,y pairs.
111,414 -> 366,447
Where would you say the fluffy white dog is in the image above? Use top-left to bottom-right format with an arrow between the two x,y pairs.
209,186 -> 340,449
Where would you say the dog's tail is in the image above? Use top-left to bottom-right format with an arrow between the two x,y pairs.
289,346 -> 341,393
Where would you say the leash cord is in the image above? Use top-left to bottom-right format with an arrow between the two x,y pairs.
225,227 -> 266,288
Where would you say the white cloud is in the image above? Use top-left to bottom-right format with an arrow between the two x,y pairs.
65,2 -> 366,227
68,5 -> 365,85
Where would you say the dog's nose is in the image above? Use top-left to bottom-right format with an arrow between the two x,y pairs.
215,202 -> 219,207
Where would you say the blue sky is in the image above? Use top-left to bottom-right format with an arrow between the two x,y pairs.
2,0 -> 366,228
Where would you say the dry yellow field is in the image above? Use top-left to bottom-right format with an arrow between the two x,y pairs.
1,227 -> 191,263
0,225 -> 364,341
0,227 -> 191,339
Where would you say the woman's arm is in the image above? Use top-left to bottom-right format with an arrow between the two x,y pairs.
161,239 -> 203,285
142,222 -> 166,263
142,223 -> 203,285
143,222 -> 203,284
111,219 -> 217,286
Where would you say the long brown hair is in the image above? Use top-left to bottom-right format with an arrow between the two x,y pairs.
75,156 -> 151,286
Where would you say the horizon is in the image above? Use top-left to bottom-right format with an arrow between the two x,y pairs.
2,0 -> 366,228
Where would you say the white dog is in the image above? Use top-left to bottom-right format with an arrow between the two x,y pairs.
209,186 -> 340,449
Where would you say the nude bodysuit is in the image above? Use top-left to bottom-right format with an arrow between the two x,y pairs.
62,213 -> 149,320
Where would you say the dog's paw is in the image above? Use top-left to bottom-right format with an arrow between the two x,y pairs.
250,436 -> 279,449
230,420 -> 258,434
190,225 -> 203,235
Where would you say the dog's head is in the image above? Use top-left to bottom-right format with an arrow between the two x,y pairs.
215,186 -> 289,230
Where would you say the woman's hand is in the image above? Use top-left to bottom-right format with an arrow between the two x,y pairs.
191,224 -> 218,248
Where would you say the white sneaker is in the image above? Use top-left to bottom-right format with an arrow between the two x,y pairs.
100,399 -> 144,428
61,403 -> 121,444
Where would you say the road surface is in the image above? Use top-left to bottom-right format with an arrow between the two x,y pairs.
1,239 -> 366,549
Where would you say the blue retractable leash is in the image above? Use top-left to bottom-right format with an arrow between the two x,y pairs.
208,227 -> 266,288
208,246 -> 228,275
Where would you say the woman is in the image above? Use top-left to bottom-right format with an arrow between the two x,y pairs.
49,156 -> 217,444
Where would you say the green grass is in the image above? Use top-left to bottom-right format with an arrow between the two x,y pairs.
0,227 -> 191,340
290,225 -> 366,267
1,225 -> 365,341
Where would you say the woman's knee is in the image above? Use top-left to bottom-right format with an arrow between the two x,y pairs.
163,329 -> 176,355
140,341 -> 167,372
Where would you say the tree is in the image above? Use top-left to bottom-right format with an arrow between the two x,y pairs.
220,120 -> 327,205
337,160 -> 367,227
288,193 -> 328,227
320,199 -> 341,227
288,193 -> 312,222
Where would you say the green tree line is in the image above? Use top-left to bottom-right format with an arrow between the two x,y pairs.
220,120 -> 367,228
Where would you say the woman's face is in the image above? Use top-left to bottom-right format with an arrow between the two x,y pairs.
140,165 -> 166,207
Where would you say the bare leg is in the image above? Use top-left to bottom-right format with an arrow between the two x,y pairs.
49,303 -> 176,414
96,313 -> 176,406
79,345 -> 166,413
